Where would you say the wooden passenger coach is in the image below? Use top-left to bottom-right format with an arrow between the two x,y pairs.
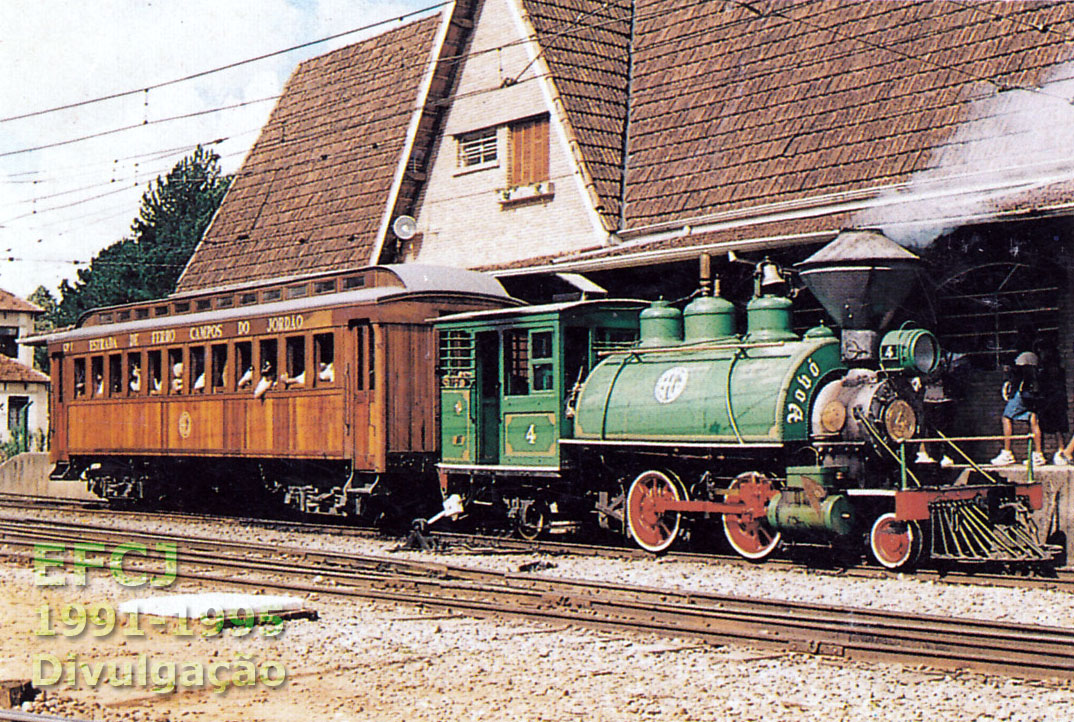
34,265 -> 516,516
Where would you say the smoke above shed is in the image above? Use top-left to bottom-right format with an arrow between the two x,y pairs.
855,64 -> 1074,248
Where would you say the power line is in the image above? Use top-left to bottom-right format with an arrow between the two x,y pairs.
7,0 -> 1072,236
0,97 -> 273,159
0,2 -> 451,124
0,0 -> 626,162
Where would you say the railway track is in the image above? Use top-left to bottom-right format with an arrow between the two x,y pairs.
1,516 -> 1073,682
3,492 -> 1073,593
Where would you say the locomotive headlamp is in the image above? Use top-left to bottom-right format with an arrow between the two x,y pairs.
879,328 -> 939,375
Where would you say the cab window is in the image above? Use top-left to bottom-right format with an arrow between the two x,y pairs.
504,330 -> 529,396
532,331 -> 554,392
504,329 -> 555,396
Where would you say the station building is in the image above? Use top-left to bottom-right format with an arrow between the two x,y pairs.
0,289 -> 48,450
172,0 -> 1074,454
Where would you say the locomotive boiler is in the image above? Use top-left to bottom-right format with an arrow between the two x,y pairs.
437,230 -> 1054,569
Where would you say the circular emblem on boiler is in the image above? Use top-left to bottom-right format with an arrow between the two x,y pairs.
178,411 -> 193,439
653,367 -> 689,404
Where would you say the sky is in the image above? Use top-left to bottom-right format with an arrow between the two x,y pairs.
0,0 -> 438,299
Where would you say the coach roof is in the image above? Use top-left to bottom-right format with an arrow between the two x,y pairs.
28,265 -> 515,346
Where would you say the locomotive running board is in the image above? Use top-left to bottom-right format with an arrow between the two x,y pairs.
558,439 -> 782,448
437,463 -> 561,476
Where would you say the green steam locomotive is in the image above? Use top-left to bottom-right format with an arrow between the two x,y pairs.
434,231 -> 1054,569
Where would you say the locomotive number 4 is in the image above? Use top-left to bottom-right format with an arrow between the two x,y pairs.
525,424 -> 537,445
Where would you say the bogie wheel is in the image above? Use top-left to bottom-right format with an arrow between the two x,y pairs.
722,472 -> 782,561
870,512 -> 924,570
626,470 -> 686,553
516,500 -> 547,541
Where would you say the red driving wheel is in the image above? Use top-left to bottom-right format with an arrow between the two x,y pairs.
722,472 -> 782,561
626,470 -> 685,553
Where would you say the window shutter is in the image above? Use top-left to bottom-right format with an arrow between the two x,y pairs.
508,116 -> 549,186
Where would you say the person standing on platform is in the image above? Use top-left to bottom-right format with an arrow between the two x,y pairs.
990,328 -> 1045,467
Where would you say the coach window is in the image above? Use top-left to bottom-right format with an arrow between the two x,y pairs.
168,348 -> 184,393
128,352 -> 142,394
236,342 -> 253,389
91,356 -> 105,397
211,344 -> 228,392
109,354 -> 122,396
190,347 -> 206,393
255,339 -> 278,398
314,333 -> 335,385
504,329 -> 530,396
74,358 -> 86,398
531,331 -> 554,392
148,350 -> 163,394
284,336 -> 305,387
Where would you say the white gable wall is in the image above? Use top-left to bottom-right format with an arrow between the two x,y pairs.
407,0 -> 608,267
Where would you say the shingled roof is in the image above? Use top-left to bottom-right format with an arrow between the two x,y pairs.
0,288 -> 42,314
620,0 -> 1074,232
520,0 -> 633,229
0,355 -> 48,385
176,15 -> 442,292
489,0 -> 1074,272
178,1 -> 1074,285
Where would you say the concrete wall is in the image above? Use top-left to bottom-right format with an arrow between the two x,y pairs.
409,0 -> 607,267
0,452 -> 96,499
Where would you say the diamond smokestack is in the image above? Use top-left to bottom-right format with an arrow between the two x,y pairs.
796,229 -> 922,363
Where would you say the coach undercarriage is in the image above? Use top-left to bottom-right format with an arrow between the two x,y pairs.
57,453 -> 439,523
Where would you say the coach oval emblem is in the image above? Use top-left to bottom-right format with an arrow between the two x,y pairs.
653,367 -> 689,404
177,411 -> 193,439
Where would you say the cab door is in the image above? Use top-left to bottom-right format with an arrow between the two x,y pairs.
500,327 -> 559,466
475,331 -> 501,464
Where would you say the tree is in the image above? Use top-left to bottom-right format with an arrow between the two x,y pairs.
27,285 -> 57,372
50,146 -> 231,329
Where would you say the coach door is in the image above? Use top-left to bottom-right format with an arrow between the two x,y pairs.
51,352 -> 66,454
347,321 -> 378,469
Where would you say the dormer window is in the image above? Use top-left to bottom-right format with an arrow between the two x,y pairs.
457,127 -> 498,170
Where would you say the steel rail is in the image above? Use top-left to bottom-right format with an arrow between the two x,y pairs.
0,495 -> 1070,591
1,518 -> 1074,681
